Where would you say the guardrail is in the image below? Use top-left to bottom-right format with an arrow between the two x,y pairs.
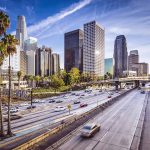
13,88 -> 135,150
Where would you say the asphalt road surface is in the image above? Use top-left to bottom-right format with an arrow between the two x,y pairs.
57,90 -> 146,150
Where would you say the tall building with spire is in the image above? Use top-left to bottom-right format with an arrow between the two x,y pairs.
16,16 -> 28,49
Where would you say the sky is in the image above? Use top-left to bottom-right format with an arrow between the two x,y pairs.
0,0 -> 150,71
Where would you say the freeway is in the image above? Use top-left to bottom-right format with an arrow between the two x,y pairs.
57,90 -> 146,150
3,91 -> 112,133
0,88 -> 124,149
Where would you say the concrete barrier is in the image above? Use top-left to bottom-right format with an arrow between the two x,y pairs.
14,88 -> 135,150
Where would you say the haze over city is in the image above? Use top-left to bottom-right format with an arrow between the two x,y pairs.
1,0 -> 150,69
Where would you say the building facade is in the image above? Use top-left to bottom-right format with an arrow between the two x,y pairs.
114,35 -> 128,78
83,21 -> 105,77
20,50 -> 27,76
131,63 -> 149,76
52,53 -> 60,74
64,29 -> 84,72
128,50 -> 139,70
16,16 -> 28,49
24,37 -> 37,51
35,47 -> 52,77
26,50 -> 36,76
104,58 -> 113,75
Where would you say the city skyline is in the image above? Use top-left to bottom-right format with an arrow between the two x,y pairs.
0,0 -> 150,71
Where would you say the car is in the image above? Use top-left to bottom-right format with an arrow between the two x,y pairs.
138,87 -> 141,90
63,95 -> 69,99
80,94 -> 85,96
108,95 -> 111,98
74,100 -> 80,104
141,90 -> 145,94
56,100 -> 63,103
9,108 -> 18,113
33,99 -> 40,103
54,106 -> 66,112
27,105 -> 36,109
110,92 -> 114,95
71,92 -> 75,95
80,103 -> 88,107
20,102 -> 29,106
99,90 -> 102,92
80,123 -> 100,137
49,99 -> 55,103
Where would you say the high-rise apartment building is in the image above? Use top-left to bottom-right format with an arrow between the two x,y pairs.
83,21 -> 105,76
35,46 -> 52,77
52,53 -> 60,74
26,50 -> 36,76
16,16 -> 28,49
128,50 -> 139,70
64,29 -> 84,72
114,35 -> 128,78
104,58 -> 113,75
20,50 -> 27,76
24,37 -> 37,51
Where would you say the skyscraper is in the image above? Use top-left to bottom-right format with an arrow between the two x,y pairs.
104,58 -> 113,75
128,50 -> 139,70
114,35 -> 128,78
35,46 -> 52,77
83,21 -> 104,77
52,53 -> 60,74
24,37 -> 37,51
64,29 -> 84,72
20,50 -> 27,76
26,50 -> 36,76
16,16 -> 28,49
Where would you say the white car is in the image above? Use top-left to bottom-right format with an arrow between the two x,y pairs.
20,102 -> 29,106
54,106 -> 66,112
9,108 -> 18,113
80,123 -> 100,137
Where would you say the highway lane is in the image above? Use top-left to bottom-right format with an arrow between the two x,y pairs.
57,89 -> 146,150
3,91 -> 113,132
0,90 -> 123,148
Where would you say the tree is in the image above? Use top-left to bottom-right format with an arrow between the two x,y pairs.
17,71 -> 22,90
1,34 -> 19,136
0,11 -> 10,137
34,75 -> 40,87
51,75 -> 65,90
29,75 -> 34,87
69,68 -> 80,85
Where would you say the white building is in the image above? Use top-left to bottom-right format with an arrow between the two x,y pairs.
26,50 -> 35,76
1,45 -> 20,72
24,37 -> 37,51
83,21 -> 105,76
52,53 -> 60,74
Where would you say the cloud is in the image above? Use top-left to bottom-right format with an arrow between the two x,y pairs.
0,6 -> 7,12
27,0 -> 93,34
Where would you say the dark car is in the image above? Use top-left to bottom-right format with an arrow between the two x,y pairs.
27,105 -> 36,109
108,95 -> 111,98
49,99 -> 55,103
80,103 -> 88,107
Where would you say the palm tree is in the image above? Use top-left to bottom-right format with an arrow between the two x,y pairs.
34,75 -> 40,87
1,34 -> 19,136
0,11 -> 10,137
17,71 -> 22,90
29,75 -> 34,87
